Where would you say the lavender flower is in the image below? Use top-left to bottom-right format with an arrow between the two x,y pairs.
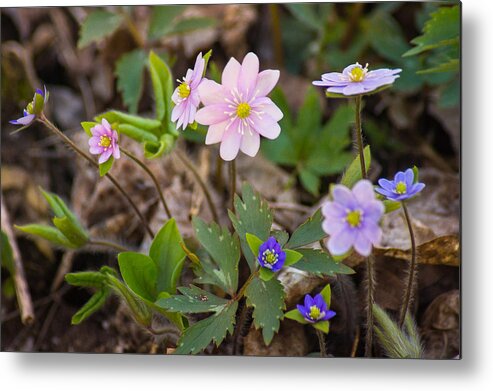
313,63 -> 401,96
257,236 -> 286,272
10,86 -> 49,126
297,293 -> 336,324
322,180 -> 384,257
375,168 -> 425,202
88,119 -> 121,164
196,52 -> 283,161
172,52 -> 205,130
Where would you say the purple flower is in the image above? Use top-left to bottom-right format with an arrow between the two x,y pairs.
313,63 -> 401,96
88,119 -> 121,164
322,180 -> 384,257
375,168 -> 425,202
10,86 -> 49,126
172,52 -> 205,130
196,52 -> 283,161
257,236 -> 286,272
297,294 -> 336,324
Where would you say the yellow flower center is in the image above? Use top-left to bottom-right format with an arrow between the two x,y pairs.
236,102 -> 251,119
178,82 -> 191,99
26,102 -> 34,115
349,63 -> 368,82
346,210 -> 362,227
263,250 -> 278,265
395,181 -> 407,194
99,135 -> 111,148
309,305 -> 321,320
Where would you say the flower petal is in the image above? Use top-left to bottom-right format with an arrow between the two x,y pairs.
10,114 -> 35,125
361,220 -> 382,245
220,128 -> 242,161
222,57 -> 241,89
239,52 -> 259,98
353,232 -> 372,256
98,149 -> 113,164
328,227 -> 355,255
205,120 -> 228,145
255,69 -> 279,97
332,185 -> 357,209
198,79 -> 225,105
252,98 -> 283,121
239,130 -> 260,157
378,178 -> 394,191
250,114 -> 281,140
195,104 -> 230,125
343,83 -> 366,95
404,168 -> 414,186
172,101 -> 186,122
352,180 -> 375,204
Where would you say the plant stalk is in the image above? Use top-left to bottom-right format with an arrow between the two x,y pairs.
316,329 -> 328,357
38,116 -> 154,237
89,239 -> 129,253
398,202 -> 418,328
354,95 -> 367,179
121,147 -> 172,219
364,254 -> 375,357
230,160 -> 237,212
174,149 -> 219,223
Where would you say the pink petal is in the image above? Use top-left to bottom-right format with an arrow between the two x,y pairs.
222,58 -> 241,89
253,99 -> 283,121
88,137 -> 100,147
98,149 -> 112,164
255,70 -> 279,97
90,124 -> 105,137
205,120 -> 228,145
112,144 -> 121,159
190,54 -> 205,88
172,101 -> 186,122
250,114 -> 281,140
328,227 -> 354,256
239,130 -> 260,157
238,52 -> 259,98
89,145 -> 104,154
352,180 -> 375,203
195,104 -> 230,125
101,118 -> 112,131
220,128 -> 242,161
198,79 -> 226,105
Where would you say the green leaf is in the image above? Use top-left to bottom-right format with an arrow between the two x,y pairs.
78,10 -> 124,48
71,288 -> 110,325
340,146 -> 371,188
174,301 -> 238,355
81,121 -> 98,137
412,166 -> 419,183
15,224 -> 75,248
284,309 -> 308,324
228,183 -> 273,271
245,275 -> 285,345
319,284 -> 332,307
149,51 -> 174,125
98,156 -> 114,177
95,111 -> 162,131
156,285 -> 229,314
291,249 -> 355,276
299,168 -> 320,196
148,5 -> 186,40
313,320 -> 329,334
285,3 -> 323,31
118,252 -> 158,302
259,268 -> 275,281
286,209 -> 326,249
416,58 -> 459,74
115,49 -> 147,114
271,230 -> 289,247
403,5 -> 460,57
149,218 -> 186,294
166,17 -> 217,36
65,271 -> 107,288
383,200 -> 401,214
245,233 -> 263,259
118,124 -> 159,144
192,217 -> 240,295
53,216 -> 89,247
284,249 -> 303,267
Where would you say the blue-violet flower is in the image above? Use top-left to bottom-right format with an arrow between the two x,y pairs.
297,293 -> 336,323
10,86 -> 49,126
375,168 -> 425,202
321,179 -> 384,257
313,63 -> 401,96
257,236 -> 286,272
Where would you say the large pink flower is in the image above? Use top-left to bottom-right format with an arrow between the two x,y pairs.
171,52 -> 205,130
88,119 -> 120,164
195,52 -> 283,161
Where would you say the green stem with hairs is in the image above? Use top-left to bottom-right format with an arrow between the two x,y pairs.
230,160 -> 237,212
398,202 -> 418,328
38,115 -> 154,237
88,239 -> 129,253
354,95 -> 367,179
121,147 -> 171,219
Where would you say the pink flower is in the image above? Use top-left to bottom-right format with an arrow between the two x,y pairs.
88,119 -> 121,164
195,52 -> 283,161
171,52 -> 205,130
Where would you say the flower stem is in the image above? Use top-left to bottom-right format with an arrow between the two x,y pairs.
38,116 -> 154,238
364,254 -> 375,357
316,329 -> 328,357
398,202 -> 418,328
354,95 -> 367,179
174,149 -> 219,223
88,239 -> 129,253
121,147 -> 172,219
230,160 -> 237,212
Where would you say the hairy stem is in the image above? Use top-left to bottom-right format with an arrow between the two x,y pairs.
174,149 -> 219,223
398,202 -> 418,328
230,160 -> 237,212
38,116 -> 154,237
364,255 -> 375,357
316,329 -> 328,357
121,147 -> 171,219
354,95 -> 367,179
88,239 -> 129,253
